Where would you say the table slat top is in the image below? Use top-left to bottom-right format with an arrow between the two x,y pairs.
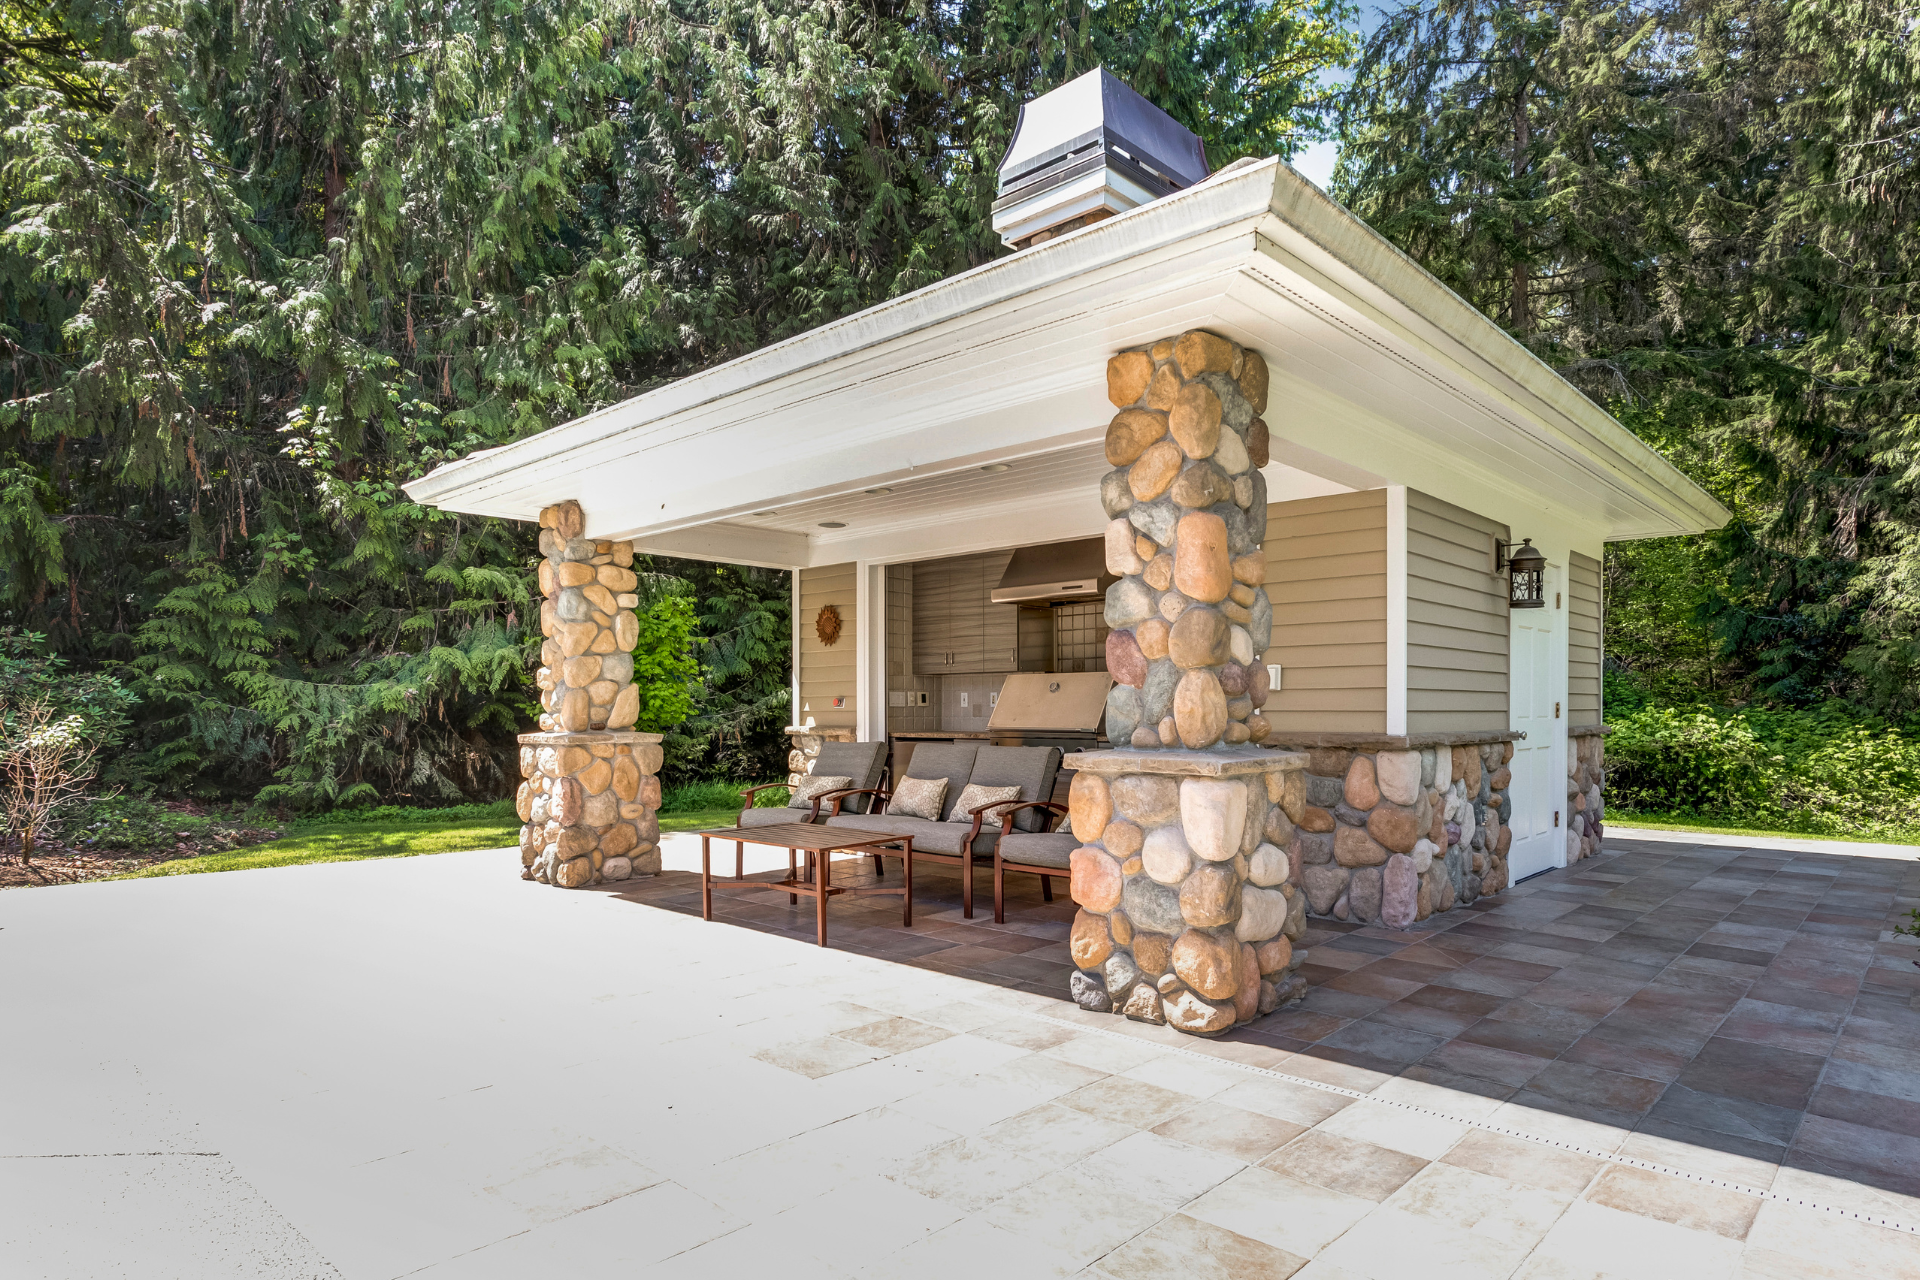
697,823 -> 904,851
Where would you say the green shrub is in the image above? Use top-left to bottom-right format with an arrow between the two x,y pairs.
1606,706 -> 1776,813
1605,696 -> 1920,841
59,794 -> 190,851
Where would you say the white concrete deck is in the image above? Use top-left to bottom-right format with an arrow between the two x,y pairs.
4,847 -> 1914,1278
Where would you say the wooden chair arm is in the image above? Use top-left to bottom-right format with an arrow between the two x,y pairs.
964,798 -> 1044,844
988,800 -> 1069,833
825,787 -> 892,817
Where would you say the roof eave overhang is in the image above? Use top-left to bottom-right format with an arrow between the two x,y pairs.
404,160 -> 1729,547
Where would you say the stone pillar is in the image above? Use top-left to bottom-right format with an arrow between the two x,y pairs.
1063,330 -> 1307,1035
1066,752 -> 1310,1032
786,726 -> 856,786
515,500 -> 663,887
1569,728 -> 1607,862
1099,330 -> 1274,750
533,501 -> 641,734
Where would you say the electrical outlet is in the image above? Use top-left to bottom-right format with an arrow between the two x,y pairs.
990,691 -> 998,707
916,691 -> 930,706
1267,664 -> 1284,692
831,696 -> 846,708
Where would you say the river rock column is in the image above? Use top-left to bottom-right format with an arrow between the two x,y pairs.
1064,330 -> 1310,1036
1569,728 -> 1607,862
1066,754 -> 1310,1033
515,499 -> 663,888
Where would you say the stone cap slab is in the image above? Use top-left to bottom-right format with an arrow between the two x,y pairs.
785,726 -> 856,740
517,730 -> 664,747
1065,747 -> 1307,777
1262,730 -> 1525,751
1568,724 -> 1611,737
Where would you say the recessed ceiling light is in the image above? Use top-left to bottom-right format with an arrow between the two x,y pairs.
863,487 -> 894,495
979,463 -> 1010,473
818,521 -> 847,529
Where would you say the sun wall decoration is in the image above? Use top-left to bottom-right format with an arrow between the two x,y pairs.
815,603 -> 842,647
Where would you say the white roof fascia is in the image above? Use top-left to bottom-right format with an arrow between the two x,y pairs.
404,159 -> 1729,545
1250,174 -> 1728,536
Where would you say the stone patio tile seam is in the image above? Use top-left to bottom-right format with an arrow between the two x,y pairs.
996,1006 -> 1920,1237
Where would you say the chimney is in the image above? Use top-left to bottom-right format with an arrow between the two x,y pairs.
992,68 -> 1210,251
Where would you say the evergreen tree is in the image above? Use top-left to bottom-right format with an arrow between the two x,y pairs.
1337,0 -> 1920,713
0,0 -> 1356,805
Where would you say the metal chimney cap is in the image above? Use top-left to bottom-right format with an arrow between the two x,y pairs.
997,68 -> 1209,195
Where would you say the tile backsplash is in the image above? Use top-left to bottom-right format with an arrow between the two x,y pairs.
941,674 -> 1008,730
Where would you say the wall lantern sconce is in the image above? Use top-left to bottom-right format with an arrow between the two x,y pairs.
1497,538 -> 1547,609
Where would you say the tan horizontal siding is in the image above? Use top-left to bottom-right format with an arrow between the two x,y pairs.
1406,490 -> 1509,733
1569,550 -> 1603,726
1263,489 -> 1388,734
798,562 -> 856,728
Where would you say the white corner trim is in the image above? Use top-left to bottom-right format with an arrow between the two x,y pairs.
854,562 -> 886,743
1386,485 -> 1408,736
789,569 -> 802,728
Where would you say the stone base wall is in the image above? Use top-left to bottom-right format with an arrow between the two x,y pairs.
786,726 -> 856,786
517,730 -> 663,887
1282,739 -> 1516,929
1065,751 -> 1311,1035
1569,728 -> 1607,862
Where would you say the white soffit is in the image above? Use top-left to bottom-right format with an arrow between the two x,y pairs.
403,159 -> 1729,562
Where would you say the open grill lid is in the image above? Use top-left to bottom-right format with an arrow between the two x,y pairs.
989,537 -> 1111,604
988,672 -> 1114,731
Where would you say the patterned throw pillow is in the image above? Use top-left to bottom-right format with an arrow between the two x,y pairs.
787,774 -> 853,810
888,776 -> 949,821
947,783 -> 1023,827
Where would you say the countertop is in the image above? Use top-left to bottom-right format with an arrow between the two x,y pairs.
889,730 -> 994,740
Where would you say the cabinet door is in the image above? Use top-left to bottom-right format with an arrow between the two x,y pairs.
945,554 -> 988,672
980,551 -> 1019,672
911,559 -> 950,676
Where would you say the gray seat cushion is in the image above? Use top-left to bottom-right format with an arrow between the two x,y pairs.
896,742 -> 980,822
968,746 -> 1063,832
739,805 -> 811,829
996,830 -> 1080,870
811,741 -> 888,814
823,813 -> 995,856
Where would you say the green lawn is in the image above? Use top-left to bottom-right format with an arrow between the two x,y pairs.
1610,811 -> 1920,847
118,805 -> 750,880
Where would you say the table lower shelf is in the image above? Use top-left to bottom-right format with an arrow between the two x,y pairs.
699,833 -> 914,945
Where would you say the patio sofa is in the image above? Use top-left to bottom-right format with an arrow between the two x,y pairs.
730,739 -> 889,878
822,742 -> 1080,918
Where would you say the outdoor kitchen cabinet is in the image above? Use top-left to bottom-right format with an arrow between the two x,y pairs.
913,551 -> 1018,674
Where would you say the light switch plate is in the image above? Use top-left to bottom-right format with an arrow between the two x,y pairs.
1267,664 -> 1284,692
959,692 -> 969,707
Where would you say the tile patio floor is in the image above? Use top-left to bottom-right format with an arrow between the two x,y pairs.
4,832 -> 1917,1278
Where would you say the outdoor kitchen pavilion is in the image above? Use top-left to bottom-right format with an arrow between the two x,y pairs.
404,70 -> 1728,1032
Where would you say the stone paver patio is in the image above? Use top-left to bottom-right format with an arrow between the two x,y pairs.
5,831 -> 1917,1277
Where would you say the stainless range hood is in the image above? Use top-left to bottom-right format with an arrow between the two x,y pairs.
990,537 -> 1111,604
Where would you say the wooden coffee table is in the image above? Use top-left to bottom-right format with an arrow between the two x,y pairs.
698,823 -> 913,947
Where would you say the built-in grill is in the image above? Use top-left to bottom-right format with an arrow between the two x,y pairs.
987,671 -> 1114,756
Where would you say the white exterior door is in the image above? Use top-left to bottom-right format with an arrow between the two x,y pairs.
1508,565 -> 1564,880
